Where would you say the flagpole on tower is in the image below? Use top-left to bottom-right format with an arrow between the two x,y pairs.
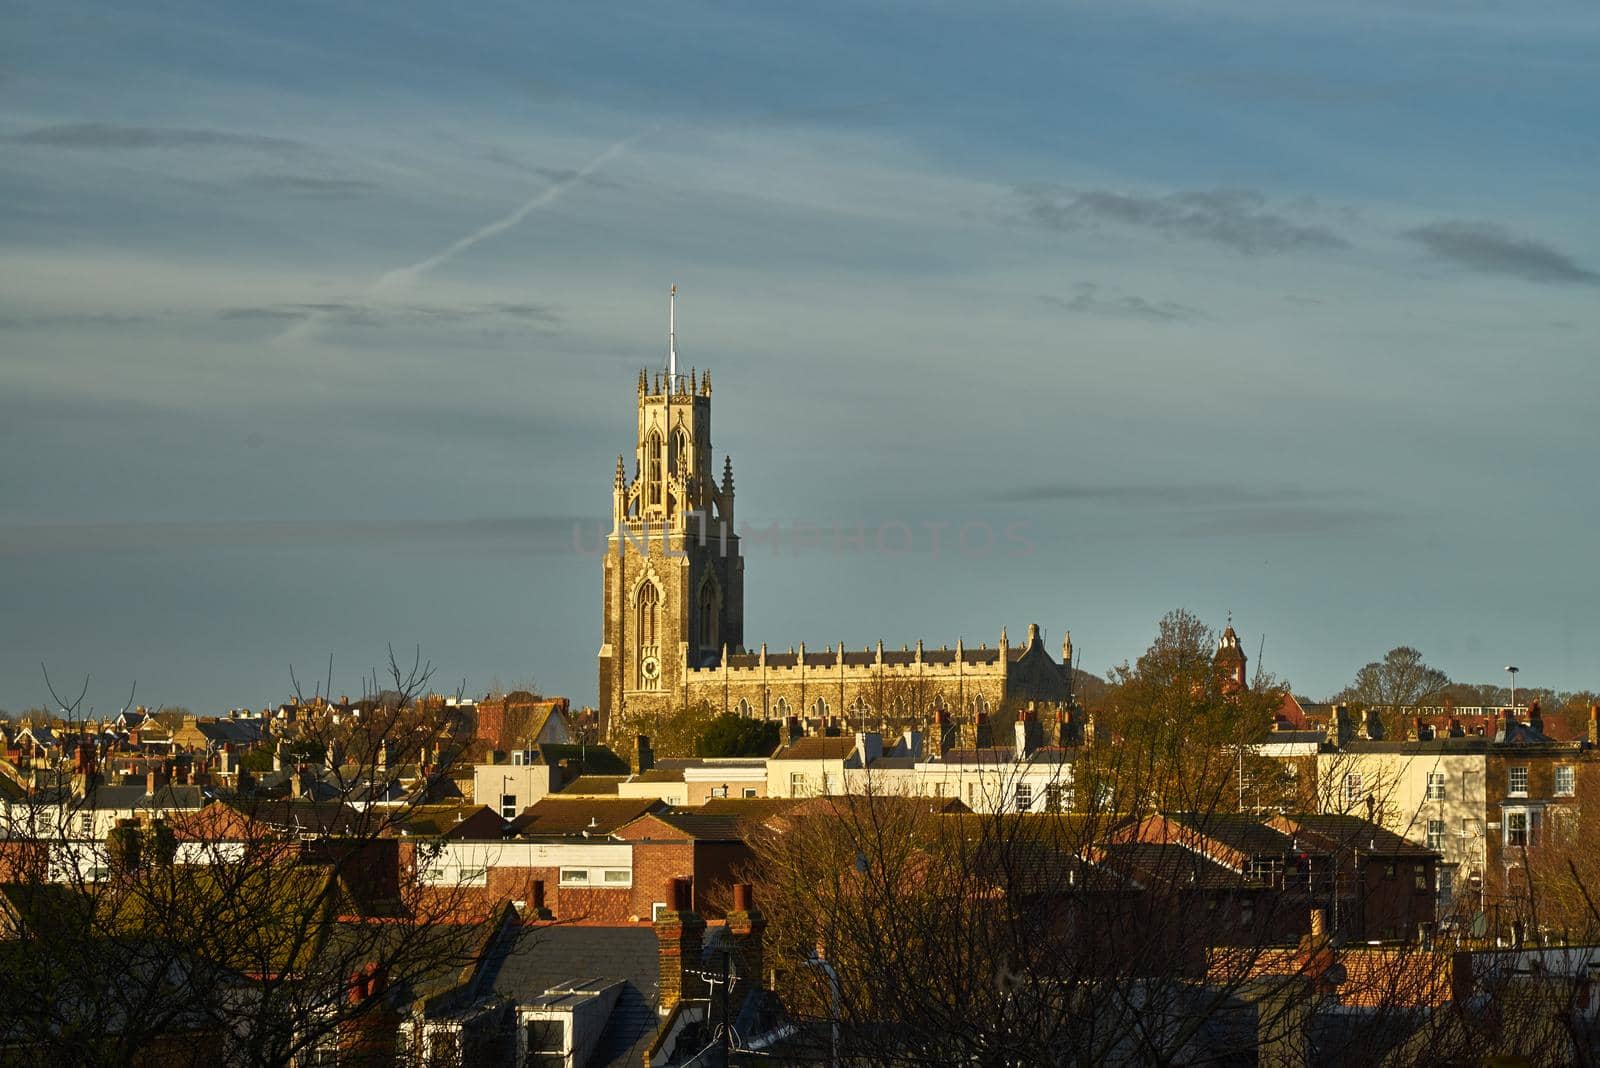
668,284 -> 677,387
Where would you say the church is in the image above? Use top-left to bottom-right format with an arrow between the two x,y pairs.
597,293 -> 1076,739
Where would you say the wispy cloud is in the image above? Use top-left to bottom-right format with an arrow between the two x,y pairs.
1403,220 -> 1598,285
12,122 -> 305,153
988,482 -> 1323,507
222,301 -> 560,329
0,311 -> 147,330
1015,186 -> 1347,255
238,173 -> 379,197
1177,506 -> 1393,538
1040,283 -> 1200,323
278,135 -> 638,345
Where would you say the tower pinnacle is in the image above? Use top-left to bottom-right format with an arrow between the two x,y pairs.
668,284 -> 677,387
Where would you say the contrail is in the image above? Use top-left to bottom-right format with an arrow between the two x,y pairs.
277,134 -> 638,345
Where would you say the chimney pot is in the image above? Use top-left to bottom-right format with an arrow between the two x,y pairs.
733,882 -> 753,912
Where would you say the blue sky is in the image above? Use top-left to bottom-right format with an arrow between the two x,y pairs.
3,1 -> 1597,714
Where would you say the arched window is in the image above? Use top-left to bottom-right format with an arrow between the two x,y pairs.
930,694 -> 947,713
851,696 -> 871,717
699,581 -> 719,651
735,698 -> 752,717
671,428 -> 689,475
773,697 -> 791,717
636,582 -> 661,690
971,695 -> 990,715
647,432 -> 662,507
812,697 -> 829,718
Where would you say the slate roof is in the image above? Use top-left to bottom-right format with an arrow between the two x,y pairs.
508,797 -> 664,837
489,925 -> 659,1068
1164,813 -> 1296,857
558,775 -> 626,796
771,737 -> 856,761
1270,814 -> 1437,858
78,783 -> 206,811
626,808 -> 749,841
1095,842 -> 1257,890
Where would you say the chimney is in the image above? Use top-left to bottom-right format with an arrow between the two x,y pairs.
1589,704 -> 1600,747
655,877 -> 706,1012
786,716 -> 803,743
146,768 -> 168,796
726,883 -> 767,991
292,763 -> 308,799
932,709 -> 955,757
854,731 -> 882,766
339,964 -> 401,1068
899,728 -> 924,759
1326,705 -> 1353,748
973,712 -> 994,750
1014,710 -> 1044,756
1309,907 -> 1326,943
219,743 -> 236,776
636,733 -> 656,773
1527,700 -> 1544,737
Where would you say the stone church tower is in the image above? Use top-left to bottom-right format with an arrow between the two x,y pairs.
598,291 -> 743,732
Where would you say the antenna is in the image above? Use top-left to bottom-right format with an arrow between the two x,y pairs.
668,284 -> 677,386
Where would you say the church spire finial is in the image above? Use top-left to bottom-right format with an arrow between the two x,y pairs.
668,284 -> 677,388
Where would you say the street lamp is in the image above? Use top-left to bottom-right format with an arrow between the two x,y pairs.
1505,666 -> 1520,712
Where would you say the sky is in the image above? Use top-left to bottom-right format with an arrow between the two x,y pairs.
2,1 -> 1597,716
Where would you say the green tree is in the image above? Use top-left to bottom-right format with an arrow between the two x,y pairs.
698,713 -> 780,758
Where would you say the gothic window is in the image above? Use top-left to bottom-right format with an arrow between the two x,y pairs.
735,698 -> 752,717
671,428 -> 689,475
773,697 -> 791,717
851,696 -> 871,716
647,431 -> 662,507
971,695 -> 990,715
812,697 -> 829,718
699,580 -> 719,651
930,694 -> 946,713
636,582 -> 661,690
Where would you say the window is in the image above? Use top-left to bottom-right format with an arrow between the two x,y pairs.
966,782 -> 978,807
636,582 -> 661,690
1343,772 -> 1363,808
457,867 -> 487,886
812,697 -> 829,717
1414,864 -> 1428,891
1427,819 -> 1446,851
1426,772 -> 1445,801
559,868 -> 590,886
526,1018 -> 567,1066
1014,783 -> 1032,812
501,793 -> 518,820
1437,867 -> 1454,903
1247,856 -> 1284,885
602,869 -> 631,886
789,773 -> 806,796
735,698 -> 752,716
1508,766 -> 1528,797
1556,765 -> 1575,797
648,431 -> 662,505
1506,811 -> 1530,848
699,581 -> 719,651
1044,783 -> 1065,813
933,781 -> 950,798
742,787 -> 758,799
78,812 -> 93,836
709,785 -> 728,798
651,902 -> 670,921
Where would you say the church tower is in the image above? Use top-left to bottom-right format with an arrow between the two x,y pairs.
598,288 -> 744,731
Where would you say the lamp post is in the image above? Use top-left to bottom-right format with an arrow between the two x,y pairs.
1505,666 -> 1520,714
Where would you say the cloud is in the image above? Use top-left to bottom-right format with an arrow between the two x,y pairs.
1403,220 -> 1598,285
988,482 -> 1322,507
1040,283 -> 1200,323
0,311 -> 147,330
1176,506 -> 1393,538
1015,185 -> 1347,255
238,173 -> 379,197
0,517 -> 599,558
12,122 -> 305,153
219,301 -> 561,329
